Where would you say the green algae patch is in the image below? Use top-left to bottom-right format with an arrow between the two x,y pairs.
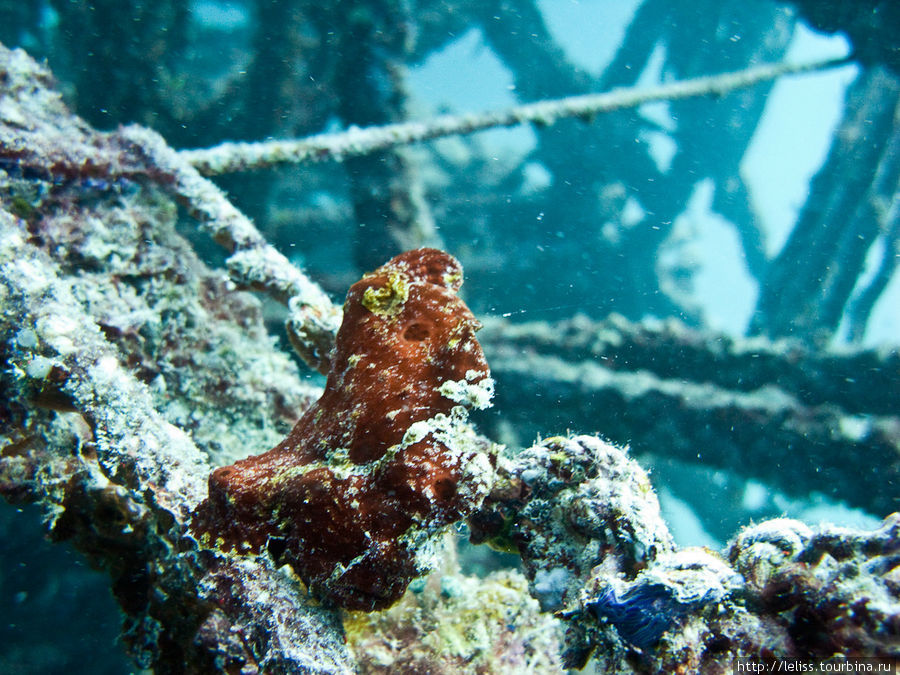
343,556 -> 564,674
361,270 -> 409,317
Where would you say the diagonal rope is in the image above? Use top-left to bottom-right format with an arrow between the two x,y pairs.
181,55 -> 853,175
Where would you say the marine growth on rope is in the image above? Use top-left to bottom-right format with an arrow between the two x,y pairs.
192,248 -> 495,610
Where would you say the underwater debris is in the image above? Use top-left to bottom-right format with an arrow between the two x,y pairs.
118,124 -> 342,373
479,314 -> 900,516
180,56 -> 849,175
470,435 -> 675,613
0,209 -> 353,673
0,45 -> 353,672
730,514 -> 900,659
0,42 -> 341,374
192,248 -> 497,611
344,535 -> 565,674
472,435 -> 900,672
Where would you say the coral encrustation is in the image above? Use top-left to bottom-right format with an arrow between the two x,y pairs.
192,248 -> 495,610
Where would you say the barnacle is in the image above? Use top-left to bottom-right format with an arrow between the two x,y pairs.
191,248 -> 495,610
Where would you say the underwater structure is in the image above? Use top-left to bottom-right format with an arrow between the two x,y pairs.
1,1 -> 899,673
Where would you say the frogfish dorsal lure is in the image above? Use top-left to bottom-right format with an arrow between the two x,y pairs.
191,248 -> 495,610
